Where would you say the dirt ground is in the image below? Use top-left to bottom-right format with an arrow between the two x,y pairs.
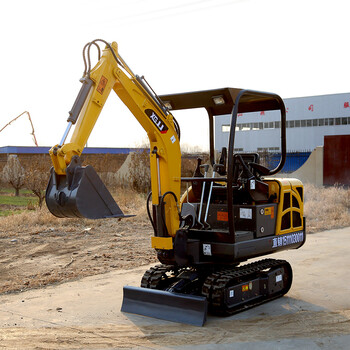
0,227 -> 349,349
0,184 -> 350,349
0,212 -> 158,295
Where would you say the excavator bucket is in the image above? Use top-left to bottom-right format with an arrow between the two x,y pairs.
46,163 -> 131,219
121,286 -> 208,326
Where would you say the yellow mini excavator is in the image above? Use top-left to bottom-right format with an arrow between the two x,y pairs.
46,40 -> 306,326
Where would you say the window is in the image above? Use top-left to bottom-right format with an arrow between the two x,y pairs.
221,115 -> 349,135
263,122 -> 274,129
222,125 -> 230,132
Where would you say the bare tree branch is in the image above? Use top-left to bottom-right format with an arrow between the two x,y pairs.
0,111 -> 39,146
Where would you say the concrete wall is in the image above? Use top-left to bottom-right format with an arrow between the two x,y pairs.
277,146 -> 324,186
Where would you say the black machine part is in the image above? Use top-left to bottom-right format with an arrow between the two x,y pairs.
121,286 -> 208,326
46,156 -> 132,219
122,264 -> 208,326
121,259 -> 292,326
202,259 -> 292,316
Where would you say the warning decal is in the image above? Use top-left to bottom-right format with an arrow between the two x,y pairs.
217,211 -> 228,222
265,206 -> 274,218
97,75 -> 108,94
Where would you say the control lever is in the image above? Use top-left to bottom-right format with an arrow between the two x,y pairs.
197,164 -> 209,228
203,164 -> 224,229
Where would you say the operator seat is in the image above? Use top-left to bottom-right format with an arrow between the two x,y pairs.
232,153 -> 269,203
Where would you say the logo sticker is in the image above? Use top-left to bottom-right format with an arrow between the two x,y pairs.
145,109 -> 168,134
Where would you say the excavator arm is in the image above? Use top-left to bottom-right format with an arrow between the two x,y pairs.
46,40 -> 181,240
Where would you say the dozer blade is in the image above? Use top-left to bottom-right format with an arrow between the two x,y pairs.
121,286 -> 208,326
46,164 -> 132,219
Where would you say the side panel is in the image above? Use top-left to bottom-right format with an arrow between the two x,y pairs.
183,229 -> 306,264
265,178 -> 304,235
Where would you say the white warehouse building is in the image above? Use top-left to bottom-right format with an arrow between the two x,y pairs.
215,92 -> 350,153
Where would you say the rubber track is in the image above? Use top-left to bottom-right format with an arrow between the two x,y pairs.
202,258 -> 292,316
140,264 -> 178,289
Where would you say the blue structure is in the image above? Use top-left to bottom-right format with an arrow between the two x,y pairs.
0,146 -> 138,155
267,152 -> 311,173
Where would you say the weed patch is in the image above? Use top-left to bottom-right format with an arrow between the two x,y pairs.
304,184 -> 350,233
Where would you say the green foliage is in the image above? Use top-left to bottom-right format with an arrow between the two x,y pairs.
0,187 -> 37,216
0,209 -> 25,217
0,194 -> 33,206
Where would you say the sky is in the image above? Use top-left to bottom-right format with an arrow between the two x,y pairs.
0,0 -> 349,150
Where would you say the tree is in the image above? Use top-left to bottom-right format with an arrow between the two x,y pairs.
24,155 -> 50,208
1,155 -> 25,196
128,149 -> 151,193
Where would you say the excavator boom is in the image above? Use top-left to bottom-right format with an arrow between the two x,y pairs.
46,40 -> 181,235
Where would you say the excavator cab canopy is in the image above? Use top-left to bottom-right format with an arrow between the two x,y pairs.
160,88 -> 287,237
159,87 -> 286,171
161,87 -> 283,114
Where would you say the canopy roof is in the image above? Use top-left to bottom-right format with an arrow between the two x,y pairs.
159,88 -> 283,116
